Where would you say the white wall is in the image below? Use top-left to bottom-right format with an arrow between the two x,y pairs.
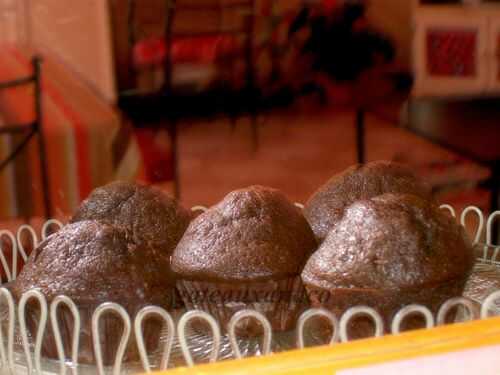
0,0 -> 28,44
26,0 -> 117,103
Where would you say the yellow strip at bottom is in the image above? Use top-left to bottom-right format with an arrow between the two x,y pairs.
157,316 -> 500,375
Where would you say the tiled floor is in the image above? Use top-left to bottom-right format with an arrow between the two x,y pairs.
0,100 -> 492,242
177,104 -> 490,213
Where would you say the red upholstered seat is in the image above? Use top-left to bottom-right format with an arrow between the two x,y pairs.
133,35 -> 241,68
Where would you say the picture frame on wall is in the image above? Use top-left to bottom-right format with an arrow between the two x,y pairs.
413,7 -> 489,97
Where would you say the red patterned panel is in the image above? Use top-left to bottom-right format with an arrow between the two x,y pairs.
426,28 -> 477,77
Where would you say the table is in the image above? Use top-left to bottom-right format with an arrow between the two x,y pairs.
356,97 -> 500,241
406,99 -> 500,240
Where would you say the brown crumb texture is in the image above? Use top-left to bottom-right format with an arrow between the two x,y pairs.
172,185 -> 317,283
304,161 -> 433,242
9,220 -> 177,365
302,193 -> 474,335
303,193 -> 473,291
11,220 -> 176,308
71,181 -> 191,254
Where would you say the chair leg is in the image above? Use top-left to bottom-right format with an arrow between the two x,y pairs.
356,108 -> 366,165
229,113 -> 237,133
491,163 -> 500,244
168,120 -> 180,200
33,57 -> 52,219
250,111 -> 259,153
38,132 -> 52,219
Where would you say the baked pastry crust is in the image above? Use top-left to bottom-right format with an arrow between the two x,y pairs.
10,220 -> 177,365
304,161 -> 433,242
172,185 -> 317,333
72,181 -> 191,254
302,193 -> 474,335
172,185 -> 317,283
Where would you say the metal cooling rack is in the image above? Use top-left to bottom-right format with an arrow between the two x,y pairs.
0,205 -> 498,375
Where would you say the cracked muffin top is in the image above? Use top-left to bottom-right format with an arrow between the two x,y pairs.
304,161 -> 433,242
71,181 -> 191,254
302,193 -> 474,291
172,186 -> 317,283
10,220 -> 176,308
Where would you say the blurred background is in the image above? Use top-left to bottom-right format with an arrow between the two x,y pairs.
0,0 -> 497,233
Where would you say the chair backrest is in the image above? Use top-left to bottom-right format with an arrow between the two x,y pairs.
0,57 -> 40,133
122,0 -> 256,94
168,0 -> 255,37
164,0 -> 257,90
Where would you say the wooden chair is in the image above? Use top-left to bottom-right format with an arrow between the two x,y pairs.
120,0 -> 258,199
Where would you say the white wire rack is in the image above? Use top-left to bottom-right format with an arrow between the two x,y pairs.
0,205 -> 498,375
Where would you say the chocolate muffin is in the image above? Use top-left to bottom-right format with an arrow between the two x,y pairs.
10,220 -> 177,365
72,181 -> 191,254
172,186 -> 317,333
304,161 -> 433,242
302,193 -> 474,338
